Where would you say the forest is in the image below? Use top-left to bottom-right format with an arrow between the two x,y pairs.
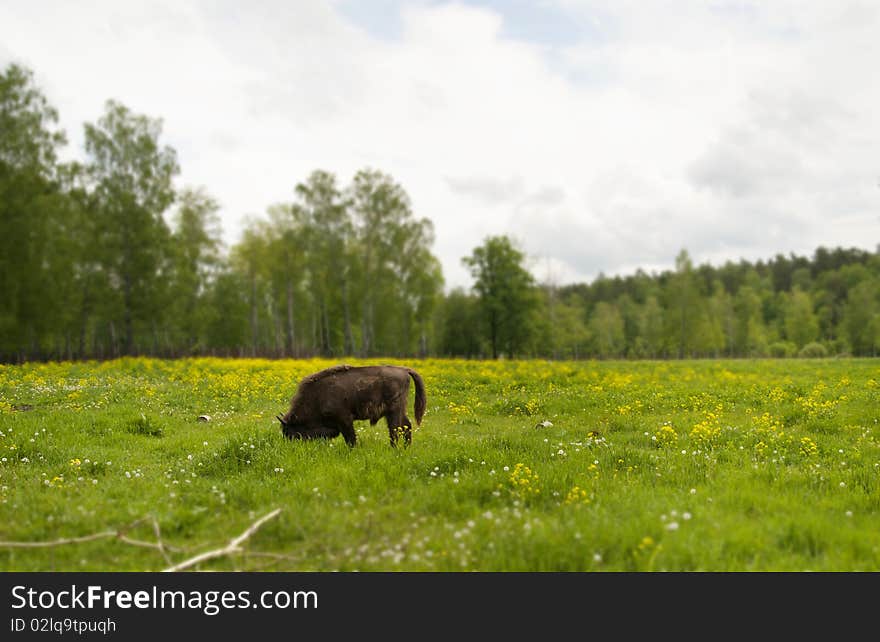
2,62 -> 879,363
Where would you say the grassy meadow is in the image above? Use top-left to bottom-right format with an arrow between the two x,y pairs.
1,356 -> 879,571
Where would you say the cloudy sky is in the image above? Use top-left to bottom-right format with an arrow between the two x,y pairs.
2,1 -> 878,289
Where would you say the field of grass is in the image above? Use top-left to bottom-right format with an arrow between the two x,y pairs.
1,356 -> 879,571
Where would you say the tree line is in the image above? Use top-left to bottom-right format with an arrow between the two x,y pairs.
1,63 -> 445,361
531,246 -> 880,360
2,63 -> 879,362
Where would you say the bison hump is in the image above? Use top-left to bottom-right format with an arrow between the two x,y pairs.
299,364 -> 353,385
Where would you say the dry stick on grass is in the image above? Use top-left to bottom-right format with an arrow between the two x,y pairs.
162,508 -> 282,573
116,515 -> 184,555
150,517 -> 173,565
0,518 -> 185,555
0,530 -> 119,548
0,511 -> 280,571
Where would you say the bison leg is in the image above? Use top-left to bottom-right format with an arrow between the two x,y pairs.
339,421 -> 357,447
386,410 -> 413,448
386,416 -> 400,447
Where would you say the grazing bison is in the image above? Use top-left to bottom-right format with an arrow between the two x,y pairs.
276,364 -> 427,447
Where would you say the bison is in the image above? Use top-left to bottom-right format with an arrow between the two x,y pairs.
276,364 -> 427,447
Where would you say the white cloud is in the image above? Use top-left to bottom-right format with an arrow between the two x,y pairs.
1,0 -> 877,291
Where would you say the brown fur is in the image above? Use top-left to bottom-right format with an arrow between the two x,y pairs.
277,364 -> 427,447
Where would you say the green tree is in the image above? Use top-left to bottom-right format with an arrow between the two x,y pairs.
0,63 -> 69,359
463,235 -> 538,359
439,288 -> 483,357
707,281 -> 734,357
555,295 -> 591,359
693,301 -> 725,357
263,203 -> 306,357
349,168 -> 409,355
84,100 -> 179,355
534,287 -> 590,359
230,221 -> 273,356
203,268 -> 250,354
617,293 -> 640,356
783,287 -> 818,349
843,279 -> 879,355
349,169 -> 442,356
293,170 -> 353,356
734,284 -> 768,356
168,187 -> 223,353
392,217 -> 443,355
667,249 -> 700,358
813,268 -> 848,343
590,301 -> 625,358
639,295 -> 665,358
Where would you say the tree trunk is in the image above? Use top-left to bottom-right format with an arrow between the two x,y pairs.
402,308 -> 411,357
109,320 -> 118,358
311,308 -> 318,354
547,286 -> 558,360
320,296 -> 331,356
361,246 -> 373,357
78,278 -> 91,358
678,300 -> 689,359
249,269 -> 258,357
121,205 -> 134,356
286,277 -> 295,357
490,309 -> 498,360
342,275 -> 354,356
272,302 -> 283,357
152,319 -> 160,356
122,270 -> 135,356
361,298 -> 371,357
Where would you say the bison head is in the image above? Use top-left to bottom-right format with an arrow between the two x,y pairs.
276,413 -> 298,439
276,414 -> 340,441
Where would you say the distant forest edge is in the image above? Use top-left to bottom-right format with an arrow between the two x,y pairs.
2,63 -> 880,363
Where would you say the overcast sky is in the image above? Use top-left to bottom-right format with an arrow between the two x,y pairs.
2,0 -> 878,289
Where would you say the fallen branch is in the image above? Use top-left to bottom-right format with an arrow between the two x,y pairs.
150,517 -> 173,565
0,531 -> 118,548
0,518 -> 184,554
162,508 -> 282,572
0,511 -> 281,571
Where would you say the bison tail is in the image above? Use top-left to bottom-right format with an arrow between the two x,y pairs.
408,368 -> 427,426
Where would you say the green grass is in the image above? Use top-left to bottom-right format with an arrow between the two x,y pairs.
1,356 -> 879,571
